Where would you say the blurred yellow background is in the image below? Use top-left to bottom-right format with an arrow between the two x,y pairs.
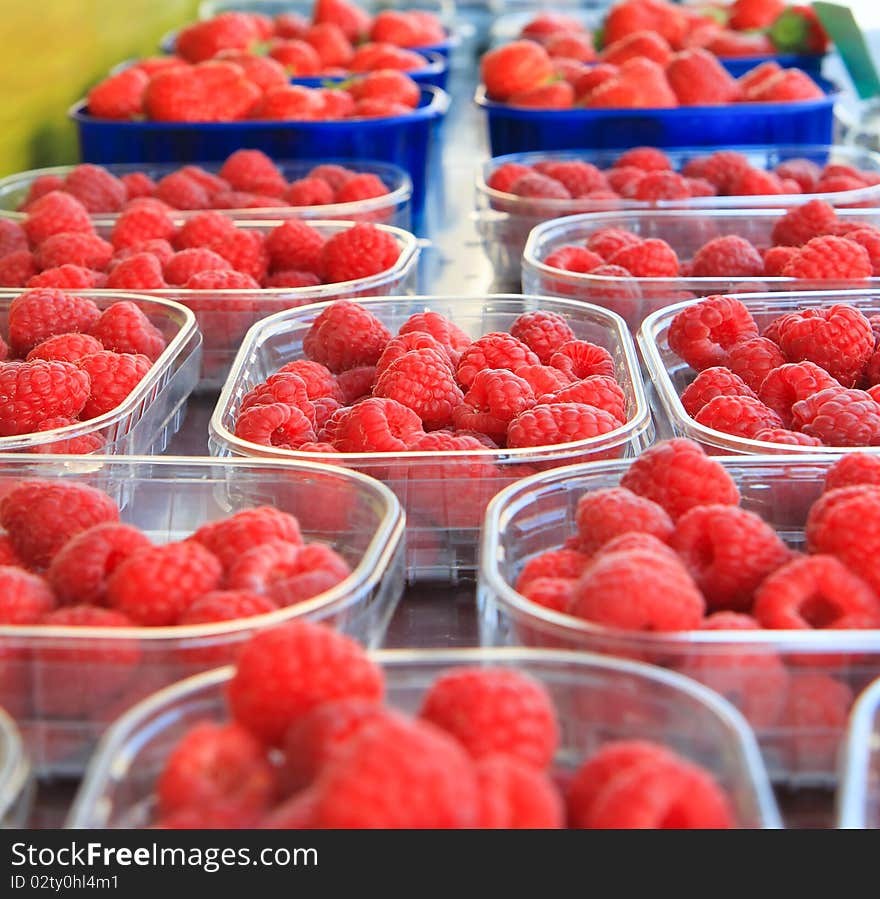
0,0 -> 198,175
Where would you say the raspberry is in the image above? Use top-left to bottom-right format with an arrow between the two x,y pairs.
545,376 -> 627,424
205,228 -> 268,282
758,361 -> 840,425
64,164 -> 126,213
106,541 -> 222,625
792,387 -> 880,446
632,171 -> 690,201
780,673 -> 852,773
262,270 -> 321,288
35,231 -> 114,271
0,361 -> 90,436
29,417 -> 106,455
620,438 -> 740,521
671,504 -> 791,611
276,360 -> 342,401
23,191 -> 92,245
26,332 -> 101,365
112,238 -> 174,267
570,548 -> 705,630
825,454 -> 880,492
285,177 -> 334,207
77,352 -> 152,419
329,397 -> 423,452
506,403 -> 620,448
728,168 -> 787,196
154,172 -> 210,210
605,166 -> 645,196
455,333 -> 540,388
333,173 -> 390,205
453,368 -> 534,441
515,549 -> 591,593
0,251 -> 38,288
510,172 -> 571,200
105,252 -> 167,289
110,203 -> 176,249
754,555 -> 880,630
86,66 -> 148,119
0,536 -> 23,568
334,365 -> 376,404
185,270 -> 260,289
265,220 -> 325,275
668,295 -> 759,371
480,40 -> 554,102
586,227 -> 641,260
227,540 -> 351,607
234,403 -> 316,449
303,300 -> 391,372
725,338 -> 787,392
683,176 -> 716,197
419,667 -> 558,769
0,481 -> 119,568
373,349 -> 463,429
157,722 -> 276,819
548,340 -> 614,380
120,172 -> 156,200
45,523 -> 151,607
608,238 -> 678,277
690,235 -> 764,279
518,577 -> 576,613
763,246 -> 799,277
680,367 -> 757,417
782,235 -> 872,281
694,394 -> 784,439
514,364 -> 572,397
218,150 -> 285,194
0,567 -> 55,624
229,621 -> 384,745
320,223 -> 400,283
477,756 -> 564,828
534,161 -> 606,196
574,487 -> 673,554
163,248 -> 232,285
776,304 -> 874,387
8,288 -> 101,355
191,507 -> 303,573
771,200 -> 838,247
178,592 -> 278,652
28,265 -> 102,289
753,428 -> 823,446
174,210 -> 235,251
20,176 -> 65,210
544,245 -> 603,272
89,301 -> 167,362
846,228 -> 880,275
775,158 -> 820,192
375,332 -> 452,379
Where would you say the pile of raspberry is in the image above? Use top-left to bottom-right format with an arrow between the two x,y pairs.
0,484 -> 352,631
667,294 -> 880,447
86,59 -> 425,123
488,146 -> 879,205
14,152 -> 393,215
149,619 -> 736,828
231,301 -> 630,454
0,195 -> 402,290
0,289 -> 168,449
481,37 -> 824,110
542,201 -> 880,282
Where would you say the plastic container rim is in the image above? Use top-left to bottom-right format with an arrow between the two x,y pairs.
0,706 -> 29,823
835,674 -> 880,828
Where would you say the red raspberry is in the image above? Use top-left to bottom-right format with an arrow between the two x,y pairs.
333,365 -> 376,404
668,295 -> 759,371
632,171 -> 690,201
26,332 -> 103,364
265,220 -> 325,275
106,541 -> 222,625
64,164 -> 126,213
320,223 -> 400,283
185,270 -> 260,289
680,367 -> 757,417
571,548 -> 705,630
825,454 -> 880,492
28,416 -> 105,455
488,162 -> 532,194
763,245 -> 799,277
780,673 -> 853,773
178,590 -> 277,630
112,237 -> 174,267
104,252 -> 167,289
303,300 -> 391,372
793,387 -> 880,446
476,756 -> 563,828
694,394 -> 784,439
754,428 -> 823,446
671,504 -> 791,611
614,148 -> 671,173
77,352 -> 151,419
330,397 -> 423,452
727,168 -> 787,196
0,480 -> 119,568
608,238 -> 678,277
771,199 -> 838,247
374,349 -> 463,429
0,567 -> 54,623
276,360 -> 342,401
758,361 -> 840,425
262,269 -> 320,288
229,621 -> 384,745
515,549 -> 591,593
86,66 -> 148,119
846,228 -> 880,275
574,487 -> 673,554
192,504 -> 303,570
163,248 -> 232,285
206,228 -> 268,282
544,245 -> 603,273
234,400 -> 315,449
8,288 -> 100,355
0,536 -> 23,568
782,235 -> 872,281
174,210 -> 235,250
690,235 -> 764,278
0,361 -> 90,436
605,166 -> 645,196
514,364 -> 572,397
219,150 -> 285,194
683,176 -> 716,197
419,666 -> 558,769
20,175 -> 65,210
509,172 -> 570,200
586,226 -> 641,260
46,523 -> 151,607
27,265 -> 102,289
285,177 -> 334,207
518,576 -> 576,613
120,172 -> 156,200
548,340 -> 615,382
534,161 -> 606,197
507,402 -> 620,448
775,158 -> 821,192
480,40 -> 554,102
455,333 -> 539,388
776,304 -> 874,387
0,220 -> 28,256
453,368 -> 534,441
620,438 -> 740,521
110,203 -> 176,249
35,231 -> 114,271
545,376 -> 627,424
375,332 -> 453,379
154,172 -> 210,210
89,300 -> 167,361
0,251 -> 38,287
23,191 -> 92,246
333,173 -> 390,205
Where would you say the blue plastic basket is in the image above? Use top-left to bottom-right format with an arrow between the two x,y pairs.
289,49 -> 448,90
475,81 -> 837,155
70,86 -> 448,219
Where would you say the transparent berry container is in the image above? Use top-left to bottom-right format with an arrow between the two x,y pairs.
479,453 -> 880,787
67,648 -> 781,828
0,453 -> 404,776
836,675 -> 880,828
0,159 -> 413,230
639,288 -> 880,456
521,207 -> 880,330
0,290 -> 200,456
208,294 -> 654,580
480,145 -> 880,286
0,706 -> 33,828
84,219 -> 419,391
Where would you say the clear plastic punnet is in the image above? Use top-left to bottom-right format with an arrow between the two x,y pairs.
208,294 -> 654,579
0,706 -> 32,828
0,290 -> 200,456
0,454 -> 404,776
479,453 -> 880,786
836,675 -> 880,828
67,648 -> 782,828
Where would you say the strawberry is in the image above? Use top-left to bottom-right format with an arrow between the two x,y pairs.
585,57 -> 677,108
313,0 -> 371,44
770,5 -> 830,54
481,41 -> 555,102
144,62 -> 260,122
